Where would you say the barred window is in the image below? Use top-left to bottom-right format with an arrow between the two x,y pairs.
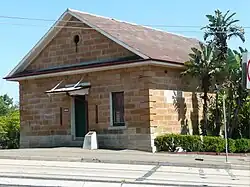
111,92 -> 125,126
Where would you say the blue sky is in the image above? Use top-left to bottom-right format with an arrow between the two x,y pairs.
1,0 -> 250,102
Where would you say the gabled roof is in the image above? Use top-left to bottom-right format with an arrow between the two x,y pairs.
70,9 -> 200,62
6,8 -> 199,79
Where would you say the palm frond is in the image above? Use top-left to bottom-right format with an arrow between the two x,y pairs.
224,12 -> 236,23
204,32 -> 212,41
206,15 -> 215,22
222,10 -> 231,22
189,53 -> 196,59
239,47 -> 248,53
228,32 -> 245,42
201,26 -> 207,30
226,19 -> 239,27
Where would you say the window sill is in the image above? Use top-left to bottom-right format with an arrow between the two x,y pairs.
108,126 -> 127,130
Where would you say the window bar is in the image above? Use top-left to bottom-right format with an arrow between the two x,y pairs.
95,104 -> 98,124
60,107 -> 63,126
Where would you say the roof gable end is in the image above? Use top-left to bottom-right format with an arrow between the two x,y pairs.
6,8 -> 200,79
6,9 -> 148,78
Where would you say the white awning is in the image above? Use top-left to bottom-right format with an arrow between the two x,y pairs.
45,79 -> 90,96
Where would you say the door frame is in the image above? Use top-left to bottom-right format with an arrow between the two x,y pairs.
70,95 -> 89,140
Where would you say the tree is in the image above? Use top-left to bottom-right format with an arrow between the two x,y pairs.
207,48 -> 250,138
225,48 -> 249,138
0,94 -> 20,149
202,10 -> 245,133
0,94 -> 17,116
202,9 -> 245,60
0,110 -> 20,149
183,42 -> 219,135
0,94 -> 13,116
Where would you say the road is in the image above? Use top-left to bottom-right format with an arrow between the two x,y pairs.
0,159 -> 249,187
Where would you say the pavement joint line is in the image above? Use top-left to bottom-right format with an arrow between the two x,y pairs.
0,175 -> 229,187
2,167 -> 249,178
0,156 -> 250,171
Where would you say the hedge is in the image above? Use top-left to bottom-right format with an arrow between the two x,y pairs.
154,134 -> 250,153
0,110 -> 20,149
202,136 -> 225,152
235,139 -> 250,153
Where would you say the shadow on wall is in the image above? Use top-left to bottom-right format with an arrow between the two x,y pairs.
173,91 -> 188,135
191,92 -> 200,135
173,91 -> 200,135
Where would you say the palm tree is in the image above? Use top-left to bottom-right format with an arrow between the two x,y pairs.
183,42 -> 219,135
225,48 -> 249,138
202,9 -> 245,59
202,10 -> 245,132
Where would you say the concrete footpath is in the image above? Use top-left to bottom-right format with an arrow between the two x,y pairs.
0,148 -> 249,170
0,148 -> 250,170
0,158 -> 249,187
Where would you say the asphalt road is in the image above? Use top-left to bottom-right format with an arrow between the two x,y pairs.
0,159 -> 249,187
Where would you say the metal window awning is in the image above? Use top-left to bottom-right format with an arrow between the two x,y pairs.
45,78 -> 90,96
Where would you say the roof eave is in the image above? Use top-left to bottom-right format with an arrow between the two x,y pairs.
4,59 -> 184,81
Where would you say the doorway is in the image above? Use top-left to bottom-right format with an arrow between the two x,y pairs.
74,95 -> 88,138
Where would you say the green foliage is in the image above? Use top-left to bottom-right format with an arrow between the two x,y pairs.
0,94 -> 18,116
183,42 -> 219,80
202,9 -> 245,60
197,9 -> 248,140
235,139 -> 250,153
154,134 -> 204,152
179,135 -> 203,152
206,49 -> 250,139
155,134 -> 202,152
0,110 -> 20,149
183,42 -> 220,135
0,94 -> 20,149
207,95 -> 223,136
228,138 -> 236,153
202,136 -> 225,152
154,134 -> 180,152
236,97 -> 250,138
155,134 -> 250,153
201,9 -> 249,140
181,9 -> 249,154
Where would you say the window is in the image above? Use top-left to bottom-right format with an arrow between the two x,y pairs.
111,92 -> 125,126
73,34 -> 80,53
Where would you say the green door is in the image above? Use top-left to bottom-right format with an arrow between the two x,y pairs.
74,96 -> 88,137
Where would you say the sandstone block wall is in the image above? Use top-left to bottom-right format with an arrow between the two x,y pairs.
148,66 -> 203,138
19,66 -> 152,151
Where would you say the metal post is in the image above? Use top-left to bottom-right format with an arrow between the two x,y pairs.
223,93 -> 228,163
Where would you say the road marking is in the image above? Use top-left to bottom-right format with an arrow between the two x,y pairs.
198,168 -> 206,179
135,165 -> 160,181
225,169 -> 238,180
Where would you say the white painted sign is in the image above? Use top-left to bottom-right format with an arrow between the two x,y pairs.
242,52 -> 250,89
